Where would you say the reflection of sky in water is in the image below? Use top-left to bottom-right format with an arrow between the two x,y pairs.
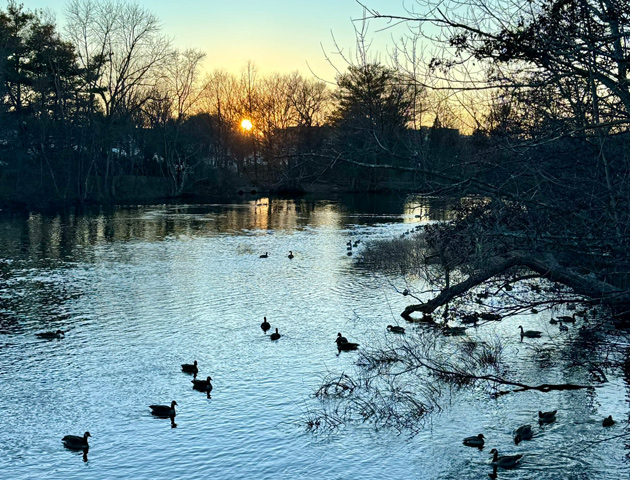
0,194 -> 627,480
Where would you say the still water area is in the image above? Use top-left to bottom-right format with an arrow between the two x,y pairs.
0,194 -> 628,479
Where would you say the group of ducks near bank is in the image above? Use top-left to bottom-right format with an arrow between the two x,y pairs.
462,410 -> 616,470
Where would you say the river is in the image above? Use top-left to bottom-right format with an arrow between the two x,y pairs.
0,195 -> 627,479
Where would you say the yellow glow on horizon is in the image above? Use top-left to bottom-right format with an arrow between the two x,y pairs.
241,119 -> 253,131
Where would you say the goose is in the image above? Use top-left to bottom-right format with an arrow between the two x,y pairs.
463,433 -> 485,447
288,251 -> 294,259
270,328 -> 281,341
346,251 -> 352,256
150,400 -> 177,417
259,252 -> 268,258
479,312 -> 501,321
549,319 -> 558,324
346,241 -> 352,247
36,330 -> 65,339
181,360 -> 198,377
558,321 -> 568,332
347,245 -> 353,251
603,415 -> 615,427
62,431 -> 90,450
387,325 -> 405,334
538,410 -> 557,423
518,326 -> 542,338
514,424 -> 533,444
335,332 -> 348,345
260,317 -> 271,332
489,449 -> 523,469
192,376 -> 213,397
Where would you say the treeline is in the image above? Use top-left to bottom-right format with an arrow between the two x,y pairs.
0,0 -> 466,207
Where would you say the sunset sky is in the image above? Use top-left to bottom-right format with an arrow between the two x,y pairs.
25,0 -> 411,82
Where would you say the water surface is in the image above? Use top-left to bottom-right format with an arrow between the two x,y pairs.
0,195 -> 627,479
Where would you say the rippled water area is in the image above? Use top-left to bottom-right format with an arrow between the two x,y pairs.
0,195 -> 628,479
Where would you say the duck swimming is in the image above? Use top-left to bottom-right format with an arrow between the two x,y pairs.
603,415 -> 615,427
538,410 -> 557,423
192,376 -> 213,397
463,433 -> 484,447
489,449 -> 523,469
259,252 -> 269,258
514,425 -> 533,444
181,360 -> 198,377
62,431 -> 90,450
36,330 -> 65,339
288,251 -> 294,259
270,328 -> 281,341
150,400 -> 177,418
519,325 -> 542,338
261,317 -> 271,332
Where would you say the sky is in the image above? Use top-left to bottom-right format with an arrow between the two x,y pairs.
23,0 -> 415,83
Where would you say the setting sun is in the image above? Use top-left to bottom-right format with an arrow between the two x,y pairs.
240,119 -> 253,131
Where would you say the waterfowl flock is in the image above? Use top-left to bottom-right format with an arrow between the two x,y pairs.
50,233 -> 618,472
464,410 -> 616,472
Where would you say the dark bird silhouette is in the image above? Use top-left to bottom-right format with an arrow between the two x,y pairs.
463,433 -> 484,447
150,400 -> 177,418
261,316 -> 271,332
36,330 -> 65,339
62,431 -> 90,450
288,251 -> 294,259
181,360 -> 198,378
336,332 -> 358,350
270,328 -> 281,340
259,252 -> 268,258
192,376 -> 213,398
538,410 -> 557,423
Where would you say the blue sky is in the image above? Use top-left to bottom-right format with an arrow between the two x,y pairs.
23,0 -> 413,82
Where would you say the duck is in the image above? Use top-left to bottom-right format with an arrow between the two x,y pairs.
36,330 -> 65,339
463,433 -> 485,447
336,332 -> 359,350
549,318 -> 558,324
181,360 -> 198,377
489,449 -> 523,469
514,425 -> 533,444
259,252 -> 269,258
62,431 -> 90,450
337,341 -> 359,351
288,251 -> 294,259
387,325 -> 405,334
192,376 -> 213,397
270,328 -> 281,340
260,316 -> 271,332
149,400 -> 177,417
558,321 -> 568,332
346,241 -> 352,247
346,251 -> 352,256
538,410 -> 557,423
603,415 -> 615,427
518,326 -> 542,338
